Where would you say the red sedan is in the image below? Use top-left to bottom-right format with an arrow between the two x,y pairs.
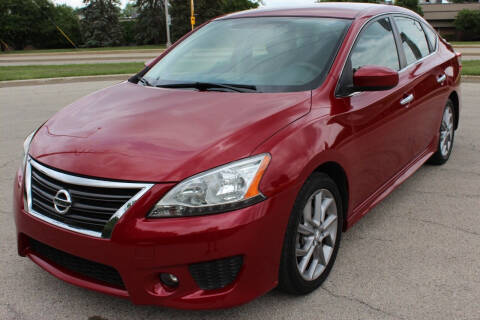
13,3 -> 460,309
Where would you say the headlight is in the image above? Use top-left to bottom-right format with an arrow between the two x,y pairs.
148,154 -> 271,217
22,130 -> 36,170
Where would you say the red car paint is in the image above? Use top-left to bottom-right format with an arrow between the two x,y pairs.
353,65 -> 399,89
14,3 -> 460,309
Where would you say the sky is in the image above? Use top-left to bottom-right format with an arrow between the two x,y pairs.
52,0 -> 318,9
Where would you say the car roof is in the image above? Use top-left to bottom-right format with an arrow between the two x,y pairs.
219,3 -> 413,20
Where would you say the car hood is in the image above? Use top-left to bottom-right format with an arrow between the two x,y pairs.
29,81 -> 311,182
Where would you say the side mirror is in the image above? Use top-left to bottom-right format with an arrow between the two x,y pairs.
144,58 -> 155,67
353,65 -> 399,91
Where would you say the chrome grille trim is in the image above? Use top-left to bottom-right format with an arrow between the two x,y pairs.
25,157 -> 154,238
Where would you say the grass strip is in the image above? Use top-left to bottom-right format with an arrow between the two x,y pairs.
461,60 -> 480,76
0,62 -> 144,81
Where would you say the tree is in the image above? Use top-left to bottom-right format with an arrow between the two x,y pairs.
395,0 -> 423,16
169,0 -> 260,42
47,5 -> 83,48
134,0 -> 166,44
0,0 -> 82,50
81,0 -> 124,47
454,9 -> 480,41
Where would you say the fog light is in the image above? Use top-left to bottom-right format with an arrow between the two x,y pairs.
160,273 -> 179,288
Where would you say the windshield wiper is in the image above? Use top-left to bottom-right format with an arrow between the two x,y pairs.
138,76 -> 153,87
155,82 -> 258,93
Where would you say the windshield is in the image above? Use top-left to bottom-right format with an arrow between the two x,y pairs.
143,17 -> 351,93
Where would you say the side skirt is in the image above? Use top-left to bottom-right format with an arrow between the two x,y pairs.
346,141 -> 436,229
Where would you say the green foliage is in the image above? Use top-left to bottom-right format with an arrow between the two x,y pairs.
169,0 -> 260,42
134,0 -> 166,45
120,20 -> 137,44
395,0 -> 423,16
454,9 -> 480,40
0,0 -> 81,50
81,0 -> 124,47
49,5 -> 83,48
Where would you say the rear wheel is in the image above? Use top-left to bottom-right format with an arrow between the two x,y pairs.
278,172 -> 343,294
429,100 -> 455,165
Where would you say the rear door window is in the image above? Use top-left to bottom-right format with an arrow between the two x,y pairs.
422,23 -> 438,52
394,17 -> 430,65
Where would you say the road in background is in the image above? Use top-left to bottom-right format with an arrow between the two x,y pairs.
0,50 -> 163,66
455,45 -> 480,61
0,82 -> 479,320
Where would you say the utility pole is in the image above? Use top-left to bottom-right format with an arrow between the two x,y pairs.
164,0 -> 172,47
190,0 -> 195,30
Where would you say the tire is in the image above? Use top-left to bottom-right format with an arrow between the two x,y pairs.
428,99 -> 456,165
278,172 -> 343,295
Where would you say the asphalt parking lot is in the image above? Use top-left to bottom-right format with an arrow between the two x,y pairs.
1,81 -> 479,320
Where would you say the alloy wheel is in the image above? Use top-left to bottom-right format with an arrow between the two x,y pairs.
440,105 -> 454,157
296,189 -> 338,281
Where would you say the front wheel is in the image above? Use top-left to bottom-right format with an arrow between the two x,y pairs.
429,99 -> 455,165
278,172 -> 343,295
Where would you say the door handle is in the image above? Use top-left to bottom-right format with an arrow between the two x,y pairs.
400,94 -> 414,106
437,74 -> 446,84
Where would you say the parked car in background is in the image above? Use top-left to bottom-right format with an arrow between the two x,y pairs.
13,3 -> 460,309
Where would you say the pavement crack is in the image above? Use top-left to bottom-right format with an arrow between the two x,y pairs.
353,236 -> 394,243
321,287 -> 407,320
410,217 -> 480,237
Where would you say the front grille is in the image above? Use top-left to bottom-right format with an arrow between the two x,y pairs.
30,164 -> 140,233
29,238 -> 125,289
189,256 -> 243,290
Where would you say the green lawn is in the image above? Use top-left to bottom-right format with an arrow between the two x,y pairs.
0,45 -> 165,54
462,60 -> 480,76
0,62 -> 144,81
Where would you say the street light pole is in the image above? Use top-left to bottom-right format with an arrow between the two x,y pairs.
164,0 -> 172,47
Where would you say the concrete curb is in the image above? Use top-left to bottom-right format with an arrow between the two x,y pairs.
1,74 -> 480,88
462,75 -> 480,83
0,74 -> 131,88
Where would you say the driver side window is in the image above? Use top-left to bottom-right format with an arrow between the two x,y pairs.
337,17 -> 400,96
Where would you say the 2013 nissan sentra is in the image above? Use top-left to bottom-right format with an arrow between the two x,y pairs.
13,3 -> 461,309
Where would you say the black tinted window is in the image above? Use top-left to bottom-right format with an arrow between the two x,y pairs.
350,18 -> 400,71
395,17 -> 430,65
423,23 -> 438,52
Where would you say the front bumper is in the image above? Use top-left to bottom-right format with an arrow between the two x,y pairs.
13,167 -> 297,309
